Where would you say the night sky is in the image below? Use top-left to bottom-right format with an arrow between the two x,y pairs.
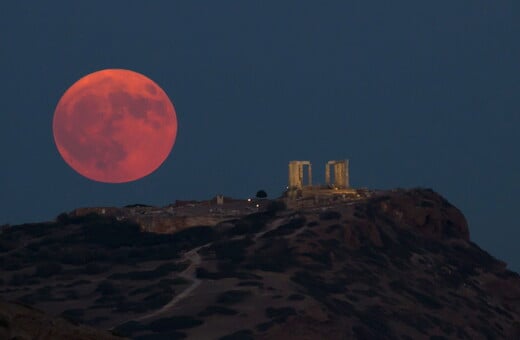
1,2 -> 518,271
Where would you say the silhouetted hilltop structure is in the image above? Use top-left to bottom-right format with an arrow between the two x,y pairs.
0,188 -> 519,339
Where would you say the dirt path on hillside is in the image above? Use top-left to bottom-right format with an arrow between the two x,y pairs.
134,246 -> 204,322
252,216 -> 292,240
119,214 -> 306,325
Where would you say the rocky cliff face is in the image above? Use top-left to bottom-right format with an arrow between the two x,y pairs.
341,189 -> 470,250
69,201 -> 242,234
0,189 -> 518,339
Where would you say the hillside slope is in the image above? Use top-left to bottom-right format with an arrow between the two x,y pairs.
0,189 -> 519,339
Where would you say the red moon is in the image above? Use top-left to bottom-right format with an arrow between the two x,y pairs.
53,69 -> 177,183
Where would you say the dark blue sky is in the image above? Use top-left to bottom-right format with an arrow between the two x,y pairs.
1,1 -> 518,271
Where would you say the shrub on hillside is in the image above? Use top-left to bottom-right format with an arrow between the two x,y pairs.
0,240 -> 18,253
34,262 -> 62,278
0,256 -> 24,271
219,330 -> 254,340
109,262 -> 189,281
84,263 -> 107,274
169,226 -> 216,250
112,321 -> 145,338
209,238 -> 254,264
60,308 -> 84,324
216,290 -> 252,305
290,271 -> 346,297
56,212 -> 70,225
9,273 -> 31,285
247,239 -> 295,272
96,280 -> 118,296
227,213 -> 271,236
59,248 -> 106,265
147,316 -> 204,332
265,200 -> 286,214
82,217 -> 142,248
319,210 -> 341,220
261,217 -> 305,238
265,306 -> 296,322
198,305 -> 238,317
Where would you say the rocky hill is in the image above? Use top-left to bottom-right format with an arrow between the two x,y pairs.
0,189 -> 519,339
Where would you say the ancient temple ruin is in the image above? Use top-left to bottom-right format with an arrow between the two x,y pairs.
325,160 -> 349,189
288,161 -> 312,189
288,159 -> 349,189
286,159 -> 354,203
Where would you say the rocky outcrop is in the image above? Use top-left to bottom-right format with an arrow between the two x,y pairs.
136,215 -> 228,233
376,189 -> 470,241
339,189 -> 469,251
69,202 -> 243,233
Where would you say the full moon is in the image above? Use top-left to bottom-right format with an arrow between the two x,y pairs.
53,69 -> 177,183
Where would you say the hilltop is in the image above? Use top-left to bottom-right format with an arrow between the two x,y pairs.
0,188 -> 519,339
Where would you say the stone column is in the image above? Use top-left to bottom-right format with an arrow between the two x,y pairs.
345,159 -> 350,188
289,161 -> 301,189
288,162 -> 293,188
288,160 -> 314,189
296,162 -> 302,189
298,163 -> 303,188
333,160 -> 349,188
334,162 -> 341,188
308,163 -> 312,186
325,163 -> 330,185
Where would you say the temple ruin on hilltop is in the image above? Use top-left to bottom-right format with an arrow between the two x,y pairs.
325,160 -> 349,188
287,160 -> 360,202
288,161 -> 313,189
288,160 -> 349,189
